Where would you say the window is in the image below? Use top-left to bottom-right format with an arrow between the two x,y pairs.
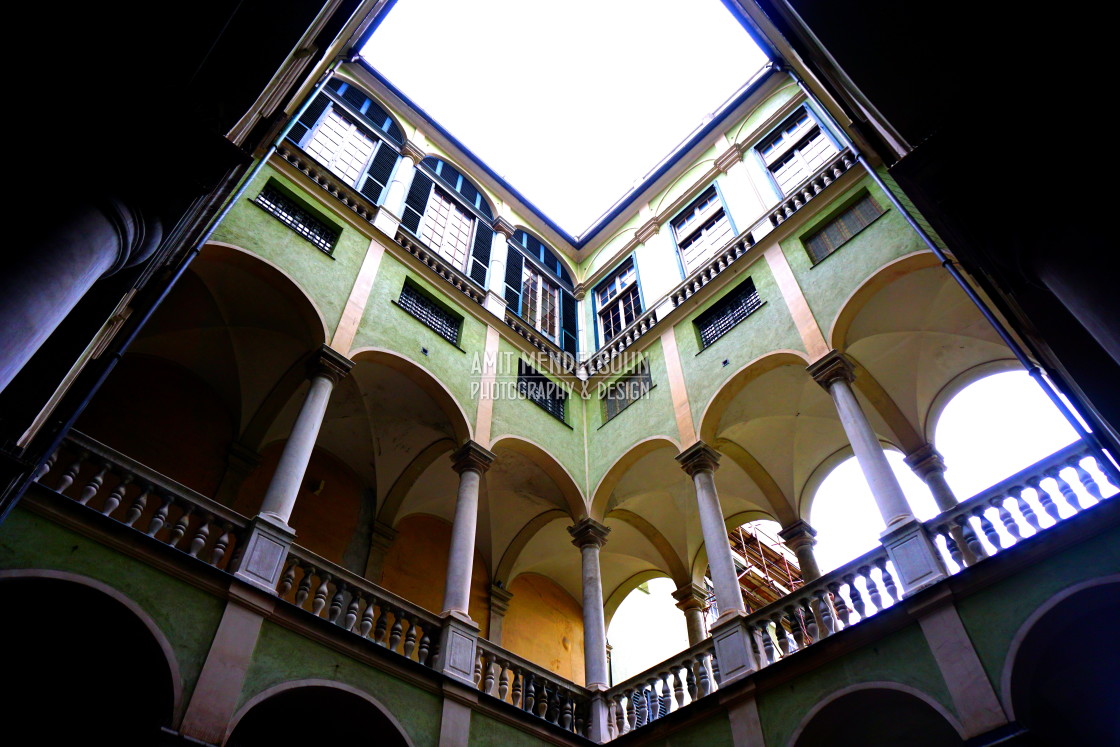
803,193 -> 885,263
518,360 -> 566,422
671,186 -> 734,272
695,278 -> 763,348
521,265 -> 560,341
401,158 -> 495,288
396,280 -> 462,345
758,109 -> 839,196
255,182 -> 340,255
602,358 -> 652,421
506,231 -> 578,356
288,83 -> 403,206
596,258 -> 642,342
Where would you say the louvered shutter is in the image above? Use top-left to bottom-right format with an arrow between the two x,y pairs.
468,224 -> 492,287
504,249 -> 524,313
288,93 -> 330,145
359,142 -> 399,205
560,291 -> 578,355
401,173 -> 434,234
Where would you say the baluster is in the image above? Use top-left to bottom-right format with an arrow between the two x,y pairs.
1074,459 -> 1105,502
1030,477 -> 1061,523
560,691 -> 573,730
311,573 -> 332,617
343,592 -> 360,632
874,558 -> 899,605
101,473 -> 131,516
801,598 -> 819,641
710,651 -> 720,686
814,589 -> 835,636
511,667 -> 523,708
146,494 -> 171,536
32,452 -> 57,484
373,602 -> 390,645
56,451 -> 86,493
787,604 -> 806,649
955,515 -> 986,560
633,685 -> 647,727
295,565 -> 315,609
827,582 -> 851,627
187,513 -> 213,557
327,581 -> 346,624
842,573 -> 866,620
674,664 -> 686,707
1013,487 -> 1043,533
472,650 -> 485,687
608,698 -> 619,739
1049,468 -> 1083,512
660,671 -> 672,716
523,673 -> 537,714
497,660 -> 510,702
357,596 -> 376,638
482,654 -> 496,695
974,508 -> 1001,551
938,524 -> 963,567
278,559 -> 298,597
537,680 -> 552,720
859,566 -> 882,612
210,523 -> 233,566
757,623 -> 776,665
388,608 -> 404,650
685,658 -> 698,700
989,496 -> 1022,542
123,484 -> 150,527
697,654 -> 712,697
647,677 -> 661,720
418,627 -> 432,665
403,616 -> 419,659
168,502 -> 193,548
771,612 -> 791,655
77,462 -> 108,505
550,684 -> 564,725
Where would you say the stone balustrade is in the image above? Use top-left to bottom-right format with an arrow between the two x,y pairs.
583,305 -> 662,377
278,545 -> 442,667
767,148 -> 856,228
503,311 -> 578,375
474,639 -> 589,736
394,228 -> 486,306
36,432 -> 247,572
277,143 -> 380,225
604,639 -> 719,738
667,232 -> 758,309
925,441 -> 1115,573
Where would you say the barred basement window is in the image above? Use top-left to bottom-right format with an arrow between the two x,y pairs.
602,358 -> 652,422
255,183 -> 340,255
803,193 -> 885,263
518,360 -> 566,422
695,278 -> 763,348
397,281 -> 462,345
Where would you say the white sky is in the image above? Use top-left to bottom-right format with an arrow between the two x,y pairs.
362,0 -> 769,234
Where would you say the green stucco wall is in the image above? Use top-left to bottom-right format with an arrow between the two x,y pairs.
468,713 -> 553,746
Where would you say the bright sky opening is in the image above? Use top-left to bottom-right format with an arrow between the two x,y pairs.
362,0 -> 769,235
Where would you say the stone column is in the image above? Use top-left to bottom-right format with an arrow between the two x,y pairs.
807,351 -> 946,595
676,443 -> 745,620
441,441 -> 495,618
374,140 -> 423,235
1,199 -> 161,393
483,217 -> 515,317
905,443 -> 960,512
569,517 -> 611,743
672,582 -> 711,645
487,583 -> 513,645
258,347 -> 353,523
234,347 -> 353,593
778,520 -> 822,581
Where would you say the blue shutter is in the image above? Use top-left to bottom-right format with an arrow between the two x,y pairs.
560,291 -> 578,356
288,94 -> 330,145
504,249 -> 524,313
359,142 -> 399,205
401,173 -> 433,234
468,224 -> 492,287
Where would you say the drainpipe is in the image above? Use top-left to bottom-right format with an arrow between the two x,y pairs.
782,68 -> 1120,484
0,57 -> 349,525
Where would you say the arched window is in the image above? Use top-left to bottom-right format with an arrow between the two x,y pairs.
287,80 -> 404,206
400,157 -> 495,288
505,230 -> 578,355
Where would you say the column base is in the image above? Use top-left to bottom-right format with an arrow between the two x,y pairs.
586,685 -> 609,743
709,613 -> 758,686
437,612 -> 481,687
880,517 -> 947,596
232,513 -> 296,594
482,290 -> 507,317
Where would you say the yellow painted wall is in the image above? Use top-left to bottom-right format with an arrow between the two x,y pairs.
380,514 -> 490,638
503,573 -> 585,684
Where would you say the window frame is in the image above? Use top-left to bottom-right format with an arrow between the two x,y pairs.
600,357 -> 653,423
253,180 -> 341,256
594,256 -> 644,346
669,183 -> 737,273
755,106 -> 841,198
802,192 -> 886,264
693,277 -> 764,350
517,359 -> 568,424
393,278 -> 464,348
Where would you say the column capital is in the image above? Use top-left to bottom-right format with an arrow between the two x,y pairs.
714,146 -> 743,173
905,443 -> 947,478
401,140 -> 426,162
676,441 -> 721,476
672,582 -> 709,611
568,516 -> 610,549
806,350 -> 856,389
491,216 -> 517,238
778,519 -> 818,550
572,282 -> 587,301
308,345 -> 354,383
489,583 -> 514,615
635,218 -> 661,244
451,440 -> 495,474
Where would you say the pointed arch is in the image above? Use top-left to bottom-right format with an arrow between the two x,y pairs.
348,347 -> 472,444
828,250 -> 939,352
698,350 -> 810,444
606,509 -> 689,585
489,435 -> 585,519
590,436 -> 682,521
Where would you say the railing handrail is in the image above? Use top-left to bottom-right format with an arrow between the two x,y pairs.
394,227 -> 486,305
604,637 -> 715,696
64,431 -> 248,529
766,147 -> 855,227
283,543 -> 443,629
476,638 -> 586,693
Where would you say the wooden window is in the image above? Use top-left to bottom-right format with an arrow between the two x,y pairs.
672,187 -> 734,271
602,358 -> 652,421
305,107 -> 378,186
518,360 -> 566,422
803,194 -> 885,263
521,265 -> 561,341
597,259 -> 642,343
420,187 -> 475,272
695,278 -> 763,348
759,109 -> 839,195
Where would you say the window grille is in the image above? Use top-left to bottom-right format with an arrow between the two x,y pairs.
803,194 -> 885,263
255,184 -> 340,255
602,359 -> 652,421
695,278 -> 763,348
518,360 -> 566,422
397,282 -> 461,345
